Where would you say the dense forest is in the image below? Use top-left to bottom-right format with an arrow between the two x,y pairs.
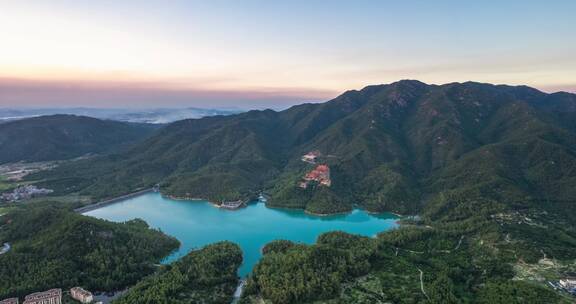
237,181 -> 576,303
114,242 -> 242,304
0,203 -> 179,299
242,221 -> 574,303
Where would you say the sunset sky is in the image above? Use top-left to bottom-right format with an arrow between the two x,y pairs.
1,0 -> 575,109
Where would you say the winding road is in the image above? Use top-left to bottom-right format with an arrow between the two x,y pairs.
417,267 -> 430,301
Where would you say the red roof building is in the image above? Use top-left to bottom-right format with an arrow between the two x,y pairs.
23,289 -> 61,304
302,164 -> 331,187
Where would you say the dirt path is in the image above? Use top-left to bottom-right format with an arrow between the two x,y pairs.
417,267 -> 430,301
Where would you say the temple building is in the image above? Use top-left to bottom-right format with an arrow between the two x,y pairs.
301,164 -> 331,188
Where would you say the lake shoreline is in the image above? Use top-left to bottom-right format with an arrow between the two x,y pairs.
84,192 -> 400,277
164,194 -> 252,211
75,188 -> 154,214
79,190 -> 404,219
304,209 -> 353,217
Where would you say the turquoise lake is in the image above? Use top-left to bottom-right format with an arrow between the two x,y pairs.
85,193 -> 399,277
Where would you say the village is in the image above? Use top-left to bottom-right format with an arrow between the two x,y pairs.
549,277 -> 576,297
218,193 -> 268,210
1,185 -> 53,202
218,199 -> 245,210
0,162 -> 56,203
0,161 -> 58,183
0,286 -> 96,304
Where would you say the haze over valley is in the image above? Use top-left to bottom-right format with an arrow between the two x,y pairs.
0,107 -> 242,124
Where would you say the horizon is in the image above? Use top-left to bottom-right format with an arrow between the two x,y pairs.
1,79 -> 572,111
1,0 -> 575,109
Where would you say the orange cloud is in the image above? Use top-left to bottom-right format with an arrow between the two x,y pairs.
0,77 -> 337,109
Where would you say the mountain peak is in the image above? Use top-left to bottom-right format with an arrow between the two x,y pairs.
391,79 -> 428,87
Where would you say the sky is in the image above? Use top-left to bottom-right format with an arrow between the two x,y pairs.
0,0 -> 575,109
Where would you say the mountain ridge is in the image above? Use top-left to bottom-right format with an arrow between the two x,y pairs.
31,81 -> 576,216
20,80 -> 576,303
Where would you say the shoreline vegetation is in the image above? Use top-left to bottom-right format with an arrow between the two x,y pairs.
0,205 -> 180,300
78,189 -> 404,218
166,195 -> 250,210
165,191 -> 404,217
114,242 -> 242,304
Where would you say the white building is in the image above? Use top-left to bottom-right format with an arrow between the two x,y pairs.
70,287 -> 93,303
559,278 -> 576,289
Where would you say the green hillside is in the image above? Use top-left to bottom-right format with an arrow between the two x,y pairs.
0,114 -> 157,164
115,242 -> 242,304
0,204 -> 179,299
33,81 -> 576,215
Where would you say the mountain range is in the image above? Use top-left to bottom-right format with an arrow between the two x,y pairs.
7,80 -> 576,303
32,80 -> 576,219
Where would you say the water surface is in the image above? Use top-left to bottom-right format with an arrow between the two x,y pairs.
85,193 -> 398,276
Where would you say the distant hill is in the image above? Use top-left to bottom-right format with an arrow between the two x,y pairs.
0,107 -> 242,124
0,114 -> 158,164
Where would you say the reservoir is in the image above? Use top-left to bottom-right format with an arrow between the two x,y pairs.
85,192 -> 399,276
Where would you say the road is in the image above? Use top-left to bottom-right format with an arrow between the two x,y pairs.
231,279 -> 246,304
417,267 -> 430,301
0,242 -> 10,255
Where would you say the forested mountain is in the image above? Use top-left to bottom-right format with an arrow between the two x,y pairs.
115,242 -> 242,304
0,204 -> 179,299
34,81 -> 576,216
19,81 -> 576,302
0,114 -> 158,164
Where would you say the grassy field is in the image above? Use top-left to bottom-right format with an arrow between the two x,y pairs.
0,176 -> 14,192
0,207 -> 14,216
26,193 -> 92,207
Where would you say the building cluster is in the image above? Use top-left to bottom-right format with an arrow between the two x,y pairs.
559,278 -> 576,295
70,287 -> 93,303
219,200 -> 245,210
1,287 -> 96,304
299,164 -> 331,189
22,288 -> 61,304
0,185 -> 53,202
549,277 -> 576,296
301,150 -> 321,164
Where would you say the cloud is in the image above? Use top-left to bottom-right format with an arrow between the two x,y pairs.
538,84 -> 576,94
0,78 -> 337,109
